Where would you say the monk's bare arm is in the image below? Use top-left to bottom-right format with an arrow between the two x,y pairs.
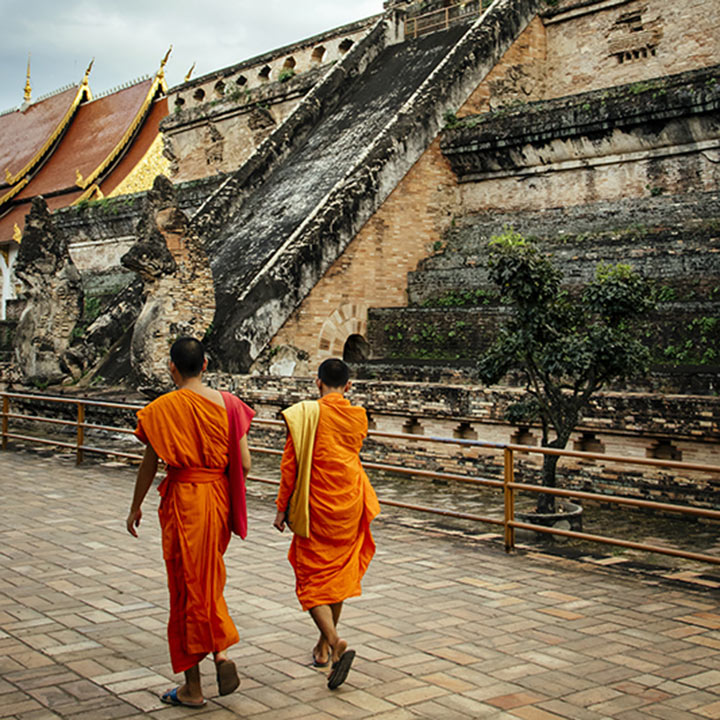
240,434 -> 251,476
126,444 -> 159,537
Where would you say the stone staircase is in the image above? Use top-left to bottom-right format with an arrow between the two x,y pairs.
190,0 -> 542,371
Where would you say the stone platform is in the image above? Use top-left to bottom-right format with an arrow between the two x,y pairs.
1,450 -> 719,719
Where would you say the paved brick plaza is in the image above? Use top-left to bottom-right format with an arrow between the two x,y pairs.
1,450 -> 720,719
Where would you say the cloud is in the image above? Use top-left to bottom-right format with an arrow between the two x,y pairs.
0,0 -> 382,111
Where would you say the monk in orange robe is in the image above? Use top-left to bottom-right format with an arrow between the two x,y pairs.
126,337 -> 253,708
274,358 -> 380,690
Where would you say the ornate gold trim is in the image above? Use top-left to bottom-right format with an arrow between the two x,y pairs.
1,59 -> 94,199
184,61 -> 196,83
74,49 -> 170,193
0,175 -> 30,207
107,134 -> 171,198
13,223 -> 22,244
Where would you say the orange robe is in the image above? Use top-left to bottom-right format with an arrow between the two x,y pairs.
135,388 -> 240,673
277,393 -> 380,611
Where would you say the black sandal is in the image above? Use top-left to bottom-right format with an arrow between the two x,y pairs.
327,649 -> 355,690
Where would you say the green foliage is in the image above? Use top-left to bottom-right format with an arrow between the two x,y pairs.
443,110 -> 460,129
383,318 -> 473,360
84,296 -> 102,324
421,288 -> 498,308
654,284 -> 677,303
630,81 -> 654,94
660,316 -> 720,365
278,68 -> 296,83
477,233 -> 654,508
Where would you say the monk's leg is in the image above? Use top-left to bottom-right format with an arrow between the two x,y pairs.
310,604 -> 347,664
176,663 -> 203,704
313,602 -> 344,664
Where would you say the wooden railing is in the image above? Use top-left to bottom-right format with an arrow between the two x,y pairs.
2,390 -> 720,565
404,1 -> 484,40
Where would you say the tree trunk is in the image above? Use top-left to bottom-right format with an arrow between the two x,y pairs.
536,452 -> 559,513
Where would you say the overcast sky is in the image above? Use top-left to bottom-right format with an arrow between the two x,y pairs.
0,0 -> 383,112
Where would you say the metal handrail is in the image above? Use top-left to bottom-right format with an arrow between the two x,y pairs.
2,390 -> 720,565
404,2 -> 482,39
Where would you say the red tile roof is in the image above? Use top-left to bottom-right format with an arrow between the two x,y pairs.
15,79 -> 155,201
99,96 -> 168,196
0,76 -> 168,244
0,86 -> 86,185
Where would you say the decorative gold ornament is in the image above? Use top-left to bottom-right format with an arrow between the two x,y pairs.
184,62 -> 196,83
157,46 -> 173,83
75,169 -> 84,186
24,53 -> 32,103
13,223 -> 22,244
4,169 -> 12,184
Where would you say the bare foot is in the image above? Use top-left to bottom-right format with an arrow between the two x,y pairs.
312,641 -> 330,666
176,683 -> 204,705
331,638 -> 347,665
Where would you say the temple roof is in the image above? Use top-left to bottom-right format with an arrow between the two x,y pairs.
15,79 -> 157,201
0,84 -> 90,201
0,60 -> 170,246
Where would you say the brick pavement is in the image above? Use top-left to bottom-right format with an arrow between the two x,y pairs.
1,450 -> 720,719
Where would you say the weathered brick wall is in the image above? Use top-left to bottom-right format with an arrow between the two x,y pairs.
541,0 -> 720,99
456,15 -> 547,115
446,65 -> 720,212
270,138 -> 460,363
162,69 -> 325,182
0,320 -> 14,362
406,192 -> 720,302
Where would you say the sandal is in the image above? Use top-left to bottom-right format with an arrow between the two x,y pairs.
160,687 -> 206,707
216,658 -> 240,696
327,649 -> 355,690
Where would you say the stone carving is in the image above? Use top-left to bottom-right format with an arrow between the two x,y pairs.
204,123 -> 225,168
62,278 -> 144,382
249,344 -> 311,377
121,175 -> 215,394
12,197 -> 83,384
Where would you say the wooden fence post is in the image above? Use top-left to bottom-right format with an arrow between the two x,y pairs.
1,396 -> 8,451
76,403 -> 85,465
504,447 -> 515,551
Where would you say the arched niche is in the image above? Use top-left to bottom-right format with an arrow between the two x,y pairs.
343,334 -> 370,363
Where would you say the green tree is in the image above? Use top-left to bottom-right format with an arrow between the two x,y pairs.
477,231 -> 654,512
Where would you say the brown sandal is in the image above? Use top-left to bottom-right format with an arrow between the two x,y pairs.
216,659 -> 240,696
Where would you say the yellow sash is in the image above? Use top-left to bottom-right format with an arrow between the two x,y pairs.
281,400 -> 320,538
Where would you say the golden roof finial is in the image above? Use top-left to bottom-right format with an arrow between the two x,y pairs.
13,223 -> 23,244
184,62 -> 196,83
83,58 -> 94,85
158,45 -> 173,80
24,53 -> 32,104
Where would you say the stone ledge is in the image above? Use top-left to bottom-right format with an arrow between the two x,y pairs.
441,64 -> 720,179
